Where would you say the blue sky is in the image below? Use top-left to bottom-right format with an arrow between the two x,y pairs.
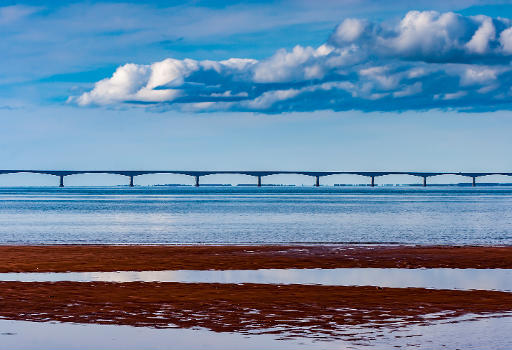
2,0 -> 512,185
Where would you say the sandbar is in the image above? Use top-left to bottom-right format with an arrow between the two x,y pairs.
0,245 -> 511,272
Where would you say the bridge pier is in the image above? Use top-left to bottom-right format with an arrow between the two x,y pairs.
315,176 -> 320,187
194,176 -> 200,187
257,176 -> 262,187
423,176 -> 427,187
129,176 -> 134,187
370,176 -> 375,187
59,175 -> 64,188
472,176 -> 476,187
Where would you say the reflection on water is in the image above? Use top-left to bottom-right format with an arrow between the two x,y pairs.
0,314 -> 510,349
0,186 -> 512,245
2,268 -> 512,292
0,318 -> 339,350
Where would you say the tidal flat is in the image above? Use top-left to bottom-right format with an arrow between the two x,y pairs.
0,245 -> 511,349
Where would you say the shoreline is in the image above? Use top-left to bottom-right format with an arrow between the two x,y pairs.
1,245 -> 512,271
2,244 -> 512,342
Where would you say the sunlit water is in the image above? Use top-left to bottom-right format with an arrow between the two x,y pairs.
1,186 -> 512,244
2,268 -> 511,292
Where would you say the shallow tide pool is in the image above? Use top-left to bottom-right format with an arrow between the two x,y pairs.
1,268 -> 511,291
0,313 -> 510,350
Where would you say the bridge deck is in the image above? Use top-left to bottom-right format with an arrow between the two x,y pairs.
1,170 -> 511,177
0,170 -> 510,187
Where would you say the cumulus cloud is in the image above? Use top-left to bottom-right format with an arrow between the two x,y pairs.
72,10 -> 512,113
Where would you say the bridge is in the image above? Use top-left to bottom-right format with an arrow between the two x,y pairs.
0,170 -> 511,187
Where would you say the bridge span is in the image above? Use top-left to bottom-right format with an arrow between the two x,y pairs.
0,170 -> 511,187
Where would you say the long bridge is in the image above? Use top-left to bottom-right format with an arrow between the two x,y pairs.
0,170 -> 511,187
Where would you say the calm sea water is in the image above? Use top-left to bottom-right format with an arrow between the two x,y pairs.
0,186 -> 511,245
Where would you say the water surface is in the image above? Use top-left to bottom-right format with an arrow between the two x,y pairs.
0,186 -> 511,245
1,314 -> 510,349
2,268 -> 511,291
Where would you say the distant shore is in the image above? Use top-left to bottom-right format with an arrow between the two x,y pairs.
1,245 -> 512,272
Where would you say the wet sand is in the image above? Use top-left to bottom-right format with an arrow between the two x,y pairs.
0,245 -> 511,272
2,245 -> 512,343
1,282 -> 511,340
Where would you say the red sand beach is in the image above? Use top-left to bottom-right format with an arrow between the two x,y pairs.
1,245 -> 512,272
1,281 -> 511,340
1,244 -> 511,341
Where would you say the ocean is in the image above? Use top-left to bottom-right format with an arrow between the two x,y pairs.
0,186 -> 511,245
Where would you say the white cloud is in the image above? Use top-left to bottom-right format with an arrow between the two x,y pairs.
389,11 -> 465,59
211,91 -> 248,98
442,91 -> 468,100
465,17 -> 495,54
147,59 -> 199,89
460,66 -> 499,86
331,18 -> 369,44
253,45 -> 330,83
0,5 -> 39,25
77,64 -> 151,106
499,27 -> 512,54
359,66 -> 400,90
393,82 -> 422,97
330,10 -> 512,61
407,67 -> 428,78
245,89 -> 301,109
73,10 -> 512,112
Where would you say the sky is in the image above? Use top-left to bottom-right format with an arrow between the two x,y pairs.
2,0 -> 512,185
